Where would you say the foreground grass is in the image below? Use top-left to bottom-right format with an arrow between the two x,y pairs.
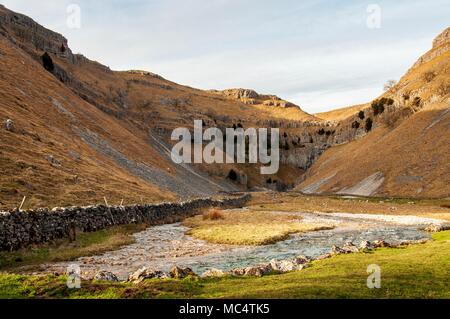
1,231 -> 449,299
0,224 -> 148,271
183,210 -> 333,245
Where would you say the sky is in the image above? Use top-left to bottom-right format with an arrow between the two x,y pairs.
1,0 -> 449,113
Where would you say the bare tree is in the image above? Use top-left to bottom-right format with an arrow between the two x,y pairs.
383,79 -> 397,92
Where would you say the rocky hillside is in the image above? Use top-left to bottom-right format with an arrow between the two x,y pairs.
209,88 -> 321,121
0,4 -> 448,209
298,27 -> 450,198
0,5 -> 338,209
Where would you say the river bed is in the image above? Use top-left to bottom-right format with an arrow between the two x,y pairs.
30,211 -> 441,280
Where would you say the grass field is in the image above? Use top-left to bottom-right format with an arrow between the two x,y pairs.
1,231 -> 449,299
183,209 -> 333,245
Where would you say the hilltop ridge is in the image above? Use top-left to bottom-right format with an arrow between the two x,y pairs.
0,4 -> 449,210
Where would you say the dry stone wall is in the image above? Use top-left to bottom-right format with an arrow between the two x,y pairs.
0,194 -> 251,251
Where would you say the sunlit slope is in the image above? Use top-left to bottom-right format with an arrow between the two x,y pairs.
298,27 -> 450,198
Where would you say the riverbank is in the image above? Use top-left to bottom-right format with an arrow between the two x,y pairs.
1,230 -> 449,299
1,192 -> 448,298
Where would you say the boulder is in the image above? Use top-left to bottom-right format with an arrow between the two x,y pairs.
270,259 -> 306,273
4,119 -> 14,132
342,241 -> 359,253
373,240 -> 391,248
359,241 -> 375,250
128,267 -> 169,283
331,245 -> 347,255
244,263 -> 273,277
243,266 -> 264,277
230,263 -> 273,277
293,255 -> 310,265
201,268 -> 226,278
424,224 -> 450,232
230,268 -> 246,277
94,271 -> 119,282
170,266 -> 197,279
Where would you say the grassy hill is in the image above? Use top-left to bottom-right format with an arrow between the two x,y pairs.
298,27 -> 450,198
0,4 -> 449,211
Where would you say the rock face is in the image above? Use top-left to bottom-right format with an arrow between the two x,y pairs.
281,145 -> 329,170
432,27 -> 450,49
214,88 -> 301,110
128,267 -> 169,283
412,27 -> 450,69
221,88 -> 259,100
94,271 -> 119,282
170,266 -> 196,279
0,4 -> 74,62
0,194 -> 251,251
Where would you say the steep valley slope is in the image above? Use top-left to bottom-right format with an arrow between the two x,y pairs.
0,4 -> 449,210
0,5 -> 332,209
300,27 -> 450,198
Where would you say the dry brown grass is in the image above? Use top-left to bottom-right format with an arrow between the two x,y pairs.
202,209 -> 225,221
184,209 -> 334,245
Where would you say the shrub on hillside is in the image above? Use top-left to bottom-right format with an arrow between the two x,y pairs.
352,121 -> 360,129
371,98 -> 394,116
365,118 -> 373,132
203,209 -> 225,221
358,111 -> 365,120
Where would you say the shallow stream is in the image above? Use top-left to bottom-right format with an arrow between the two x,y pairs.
33,211 -> 435,280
